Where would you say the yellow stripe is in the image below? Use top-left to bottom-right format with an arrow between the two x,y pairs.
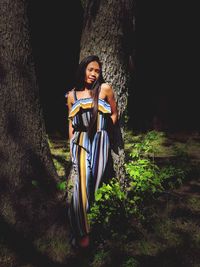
69,103 -> 92,118
98,105 -> 111,114
79,133 -> 89,232
69,103 -> 111,118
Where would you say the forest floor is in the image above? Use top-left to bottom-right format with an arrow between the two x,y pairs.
1,130 -> 200,267
121,131 -> 200,267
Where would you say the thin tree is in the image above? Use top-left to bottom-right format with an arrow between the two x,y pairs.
79,0 -> 135,185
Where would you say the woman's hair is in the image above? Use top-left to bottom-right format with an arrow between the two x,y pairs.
74,55 -> 105,139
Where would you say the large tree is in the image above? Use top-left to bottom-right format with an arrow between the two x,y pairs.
0,1 -> 69,265
79,0 -> 135,184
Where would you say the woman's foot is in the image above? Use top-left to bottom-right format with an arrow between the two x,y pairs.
78,235 -> 90,248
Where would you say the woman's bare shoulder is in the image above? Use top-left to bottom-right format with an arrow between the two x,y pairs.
101,83 -> 113,94
65,88 -> 75,103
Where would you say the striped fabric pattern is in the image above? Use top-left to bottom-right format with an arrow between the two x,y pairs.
68,97 -> 111,239
68,98 -> 111,118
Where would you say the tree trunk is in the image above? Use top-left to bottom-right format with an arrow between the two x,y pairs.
0,1 -> 69,264
79,0 -> 135,185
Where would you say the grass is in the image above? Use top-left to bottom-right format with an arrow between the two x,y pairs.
1,130 -> 200,267
48,137 -> 71,178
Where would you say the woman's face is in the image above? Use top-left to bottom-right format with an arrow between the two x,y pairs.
85,61 -> 100,84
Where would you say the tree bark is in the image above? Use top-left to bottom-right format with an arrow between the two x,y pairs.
79,0 -> 135,185
0,1 -> 69,264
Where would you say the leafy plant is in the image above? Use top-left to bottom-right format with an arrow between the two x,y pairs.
88,130 -> 190,238
125,158 -> 163,195
57,181 -> 67,191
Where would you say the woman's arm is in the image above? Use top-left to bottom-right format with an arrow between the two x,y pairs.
66,91 -> 74,141
68,119 -> 73,141
103,84 -> 118,124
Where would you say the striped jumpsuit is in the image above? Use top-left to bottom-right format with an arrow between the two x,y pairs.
68,91 -> 111,239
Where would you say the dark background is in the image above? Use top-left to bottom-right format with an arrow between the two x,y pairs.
28,0 -> 199,138
28,0 -> 83,137
132,0 -> 198,133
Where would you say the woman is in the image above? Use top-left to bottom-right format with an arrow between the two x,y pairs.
66,55 -> 118,249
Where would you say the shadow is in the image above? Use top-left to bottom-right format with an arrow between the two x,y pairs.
0,116 -> 72,265
170,207 -> 200,222
104,148 -> 115,182
0,60 -> 6,83
0,216 -> 79,267
0,169 -> 89,267
107,117 -> 126,183
0,217 -> 65,267
181,183 -> 200,195
137,230 -> 199,267
83,0 -> 101,28
2,110 -> 60,194
110,119 -> 124,152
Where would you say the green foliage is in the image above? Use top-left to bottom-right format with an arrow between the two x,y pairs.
88,178 -> 133,230
88,130 -> 190,239
88,177 -> 144,240
122,257 -> 139,267
57,181 -> 67,191
125,158 -> 163,194
159,165 -> 185,189
126,130 -> 190,194
31,180 -> 39,187
129,130 -> 166,158
91,249 -> 111,267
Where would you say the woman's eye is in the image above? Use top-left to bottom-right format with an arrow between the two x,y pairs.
87,68 -> 100,74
